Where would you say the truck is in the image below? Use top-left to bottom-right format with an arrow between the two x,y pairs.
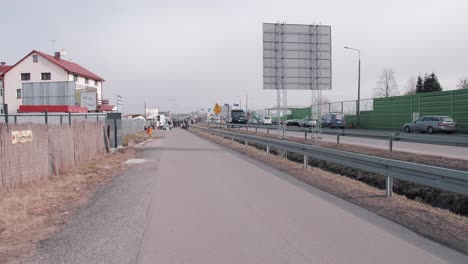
228,109 -> 247,124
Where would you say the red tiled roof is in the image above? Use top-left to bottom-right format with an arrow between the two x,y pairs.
2,50 -> 104,81
0,65 -> 12,76
34,50 -> 105,81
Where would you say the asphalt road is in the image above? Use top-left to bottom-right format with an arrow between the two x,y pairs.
24,129 -> 468,263
254,128 -> 468,160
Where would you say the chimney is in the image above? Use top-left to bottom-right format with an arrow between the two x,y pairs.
0,62 -> 6,66
54,52 -> 61,59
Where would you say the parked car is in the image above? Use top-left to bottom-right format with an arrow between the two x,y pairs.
262,116 -> 272,125
247,119 -> 258,125
286,119 -> 301,126
301,118 -> 318,127
403,116 -> 458,134
321,114 -> 345,129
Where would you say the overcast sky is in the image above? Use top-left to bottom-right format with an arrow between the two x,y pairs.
2,0 -> 467,113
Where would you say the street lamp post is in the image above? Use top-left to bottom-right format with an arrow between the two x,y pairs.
344,46 -> 361,128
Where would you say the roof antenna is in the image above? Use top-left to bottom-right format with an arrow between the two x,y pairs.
49,40 -> 56,53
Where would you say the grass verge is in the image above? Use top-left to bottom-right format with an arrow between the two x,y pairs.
0,148 -> 136,264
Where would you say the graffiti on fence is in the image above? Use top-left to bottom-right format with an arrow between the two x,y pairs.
11,130 -> 33,144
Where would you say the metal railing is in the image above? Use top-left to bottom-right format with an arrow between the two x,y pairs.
206,123 -> 468,150
193,125 -> 468,197
0,112 -> 106,126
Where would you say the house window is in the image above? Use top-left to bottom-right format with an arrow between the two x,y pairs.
94,80 -> 98,86
33,55 -> 38,63
85,78 -> 89,84
21,73 -> 31,81
74,75 -> 78,81
17,89 -> 22,99
41,72 -> 51,80
0,88 -> 3,96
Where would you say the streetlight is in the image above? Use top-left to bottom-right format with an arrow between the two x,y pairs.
344,46 -> 361,128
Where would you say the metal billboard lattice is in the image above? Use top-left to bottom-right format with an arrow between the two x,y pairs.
263,22 -> 332,141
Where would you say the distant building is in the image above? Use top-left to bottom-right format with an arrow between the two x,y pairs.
1,50 -> 108,113
0,62 -> 13,113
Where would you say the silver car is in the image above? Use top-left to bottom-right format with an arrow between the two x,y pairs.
403,116 -> 458,134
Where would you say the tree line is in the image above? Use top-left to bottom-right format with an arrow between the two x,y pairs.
373,69 -> 468,98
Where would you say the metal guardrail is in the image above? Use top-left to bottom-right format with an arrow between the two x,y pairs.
206,123 -> 468,150
193,125 -> 468,197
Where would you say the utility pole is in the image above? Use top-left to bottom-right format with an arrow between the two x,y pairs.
345,46 -> 361,128
49,40 -> 56,53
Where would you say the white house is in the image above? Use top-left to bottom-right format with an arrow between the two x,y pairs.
0,62 -> 13,114
2,50 -> 105,113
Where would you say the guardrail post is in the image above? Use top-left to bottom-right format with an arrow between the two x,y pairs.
97,115 -> 99,122
245,140 -> 248,146
304,130 -> 307,140
389,134 -> 394,152
337,131 -> 342,144
267,128 -> 270,134
255,126 -> 258,133
303,155 -> 308,169
266,146 -> 270,156
386,176 -> 393,197
68,112 -> 72,127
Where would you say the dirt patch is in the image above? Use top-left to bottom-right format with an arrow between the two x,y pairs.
191,129 -> 468,255
0,148 -> 136,264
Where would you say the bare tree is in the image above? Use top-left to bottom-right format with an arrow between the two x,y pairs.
457,77 -> 468,89
374,68 -> 398,97
404,76 -> 417,95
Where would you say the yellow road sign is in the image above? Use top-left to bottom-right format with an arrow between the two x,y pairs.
213,103 -> 222,115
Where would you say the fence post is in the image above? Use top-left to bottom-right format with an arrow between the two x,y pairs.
304,130 -> 307,140
60,115 -> 63,124
386,176 -> 393,197
97,114 -> 99,122
389,134 -> 394,152
85,114 -> 88,119
255,126 -> 258,133
303,155 -> 308,169
14,115 -> 17,124
337,132 -> 341,144
266,146 -> 270,156
45,111 -> 48,124
267,128 -> 270,134
68,112 -> 72,127
114,118 -> 118,148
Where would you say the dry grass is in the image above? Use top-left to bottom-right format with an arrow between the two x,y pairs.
122,131 -> 149,146
193,129 -> 468,255
0,148 -> 136,263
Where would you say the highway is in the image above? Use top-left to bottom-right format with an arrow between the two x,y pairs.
252,128 -> 468,160
25,129 -> 468,264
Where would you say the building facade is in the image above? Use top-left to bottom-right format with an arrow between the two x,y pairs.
2,50 -> 104,113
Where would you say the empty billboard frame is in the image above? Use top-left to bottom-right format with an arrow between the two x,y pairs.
263,23 -> 332,90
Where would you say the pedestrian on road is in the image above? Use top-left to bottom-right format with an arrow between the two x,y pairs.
147,126 -> 153,138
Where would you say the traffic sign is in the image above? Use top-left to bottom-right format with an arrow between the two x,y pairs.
213,103 -> 222,115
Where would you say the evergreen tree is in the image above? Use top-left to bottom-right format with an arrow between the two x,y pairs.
422,73 -> 442,93
415,75 -> 424,93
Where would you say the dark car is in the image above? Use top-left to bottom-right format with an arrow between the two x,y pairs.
403,116 -> 458,134
321,114 -> 345,129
